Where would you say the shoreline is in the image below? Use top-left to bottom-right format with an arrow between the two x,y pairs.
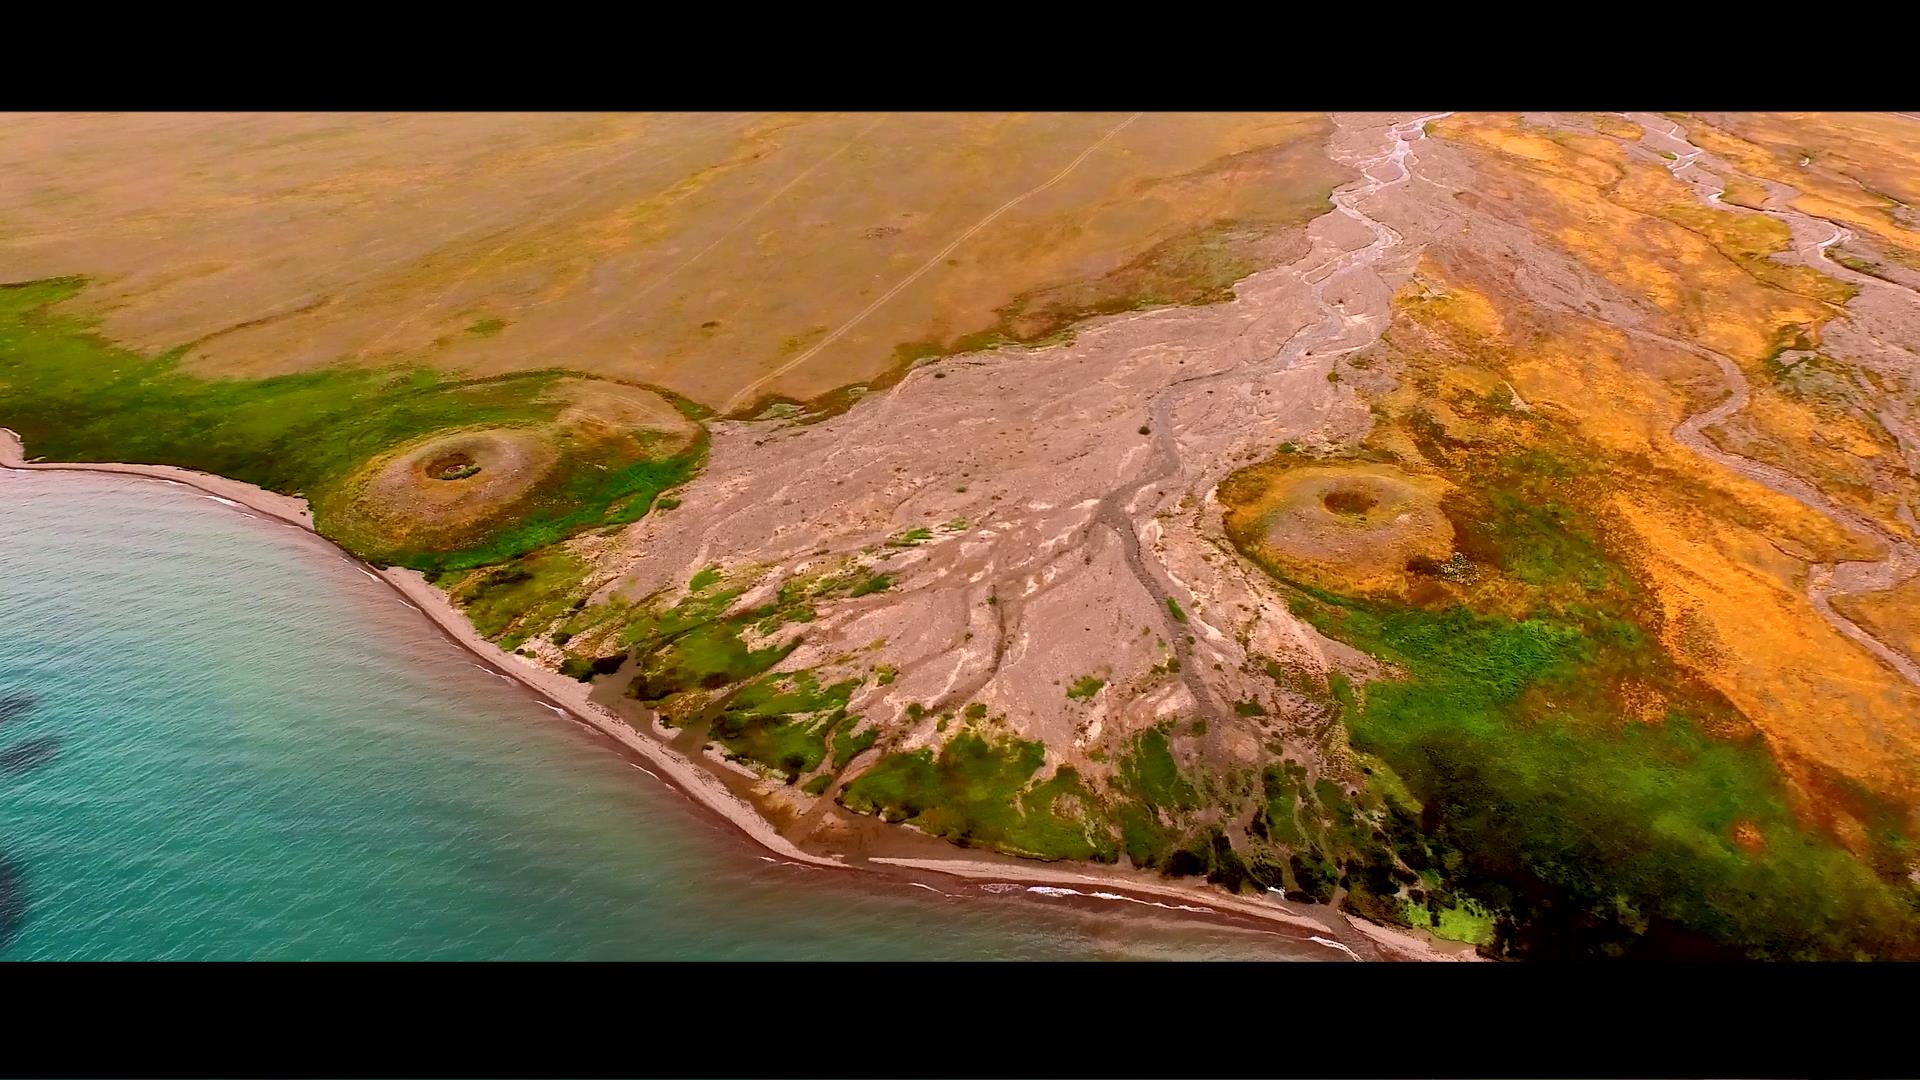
0,428 -> 1473,961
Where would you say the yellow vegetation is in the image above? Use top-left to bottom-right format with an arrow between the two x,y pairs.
1613,493 -> 1920,799
1383,245 -> 1918,805
1681,113 -> 1920,260
1410,114 -> 1920,800
1719,174 -> 1770,210
1833,577 -> 1920,669
1586,113 -> 1644,141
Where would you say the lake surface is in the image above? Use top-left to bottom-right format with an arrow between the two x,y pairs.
0,468 -> 1331,960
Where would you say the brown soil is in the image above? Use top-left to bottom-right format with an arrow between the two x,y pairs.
425,451 -> 478,479
1730,819 -> 1768,855
1321,488 -> 1379,516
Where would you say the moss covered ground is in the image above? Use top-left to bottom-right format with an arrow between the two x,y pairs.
840,729 -> 1114,862
0,278 -> 700,573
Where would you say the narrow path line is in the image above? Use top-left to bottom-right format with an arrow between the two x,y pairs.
575,115 -> 890,340
358,115 -> 742,357
722,112 -> 1144,415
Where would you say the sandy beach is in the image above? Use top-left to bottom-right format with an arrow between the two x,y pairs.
0,426 -> 1473,961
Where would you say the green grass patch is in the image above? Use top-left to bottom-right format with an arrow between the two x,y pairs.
558,652 -> 626,682
615,564 -> 895,715
0,278 -> 703,573
628,619 -> 796,702
619,571 -> 800,701
1166,597 -> 1188,623
710,669 -> 859,777
830,723 -> 879,770
1114,724 -> 1197,813
617,579 -> 750,650
1291,556 -> 1920,958
664,393 -> 714,421
841,733 -> 1112,861
1065,675 -> 1104,701
1443,453 -> 1625,595
466,317 -> 506,338
1252,764 -> 1308,847
1405,895 -> 1497,946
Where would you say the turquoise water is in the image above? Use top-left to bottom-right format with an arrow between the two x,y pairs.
0,469 -> 1330,960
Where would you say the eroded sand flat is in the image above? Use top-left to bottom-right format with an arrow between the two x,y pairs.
583,113 -> 1451,858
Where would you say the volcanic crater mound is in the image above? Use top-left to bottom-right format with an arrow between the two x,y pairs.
1235,463 -> 1455,595
338,427 -> 560,546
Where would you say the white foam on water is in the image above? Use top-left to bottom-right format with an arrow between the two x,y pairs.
202,495 -> 243,508
1005,883 -> 1217,915
1309,935 -> 1361,960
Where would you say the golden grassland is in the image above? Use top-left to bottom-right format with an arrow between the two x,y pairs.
1417,112 -> 1919,803
1429,115 -> 1911,531
1683,112 -> 1920,261
0,112 -> 1349,414
1833,577 -> 1920,669
1432,113 -> 1851,354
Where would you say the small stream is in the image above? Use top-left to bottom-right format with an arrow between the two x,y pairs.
1639,114 -> 1920,688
